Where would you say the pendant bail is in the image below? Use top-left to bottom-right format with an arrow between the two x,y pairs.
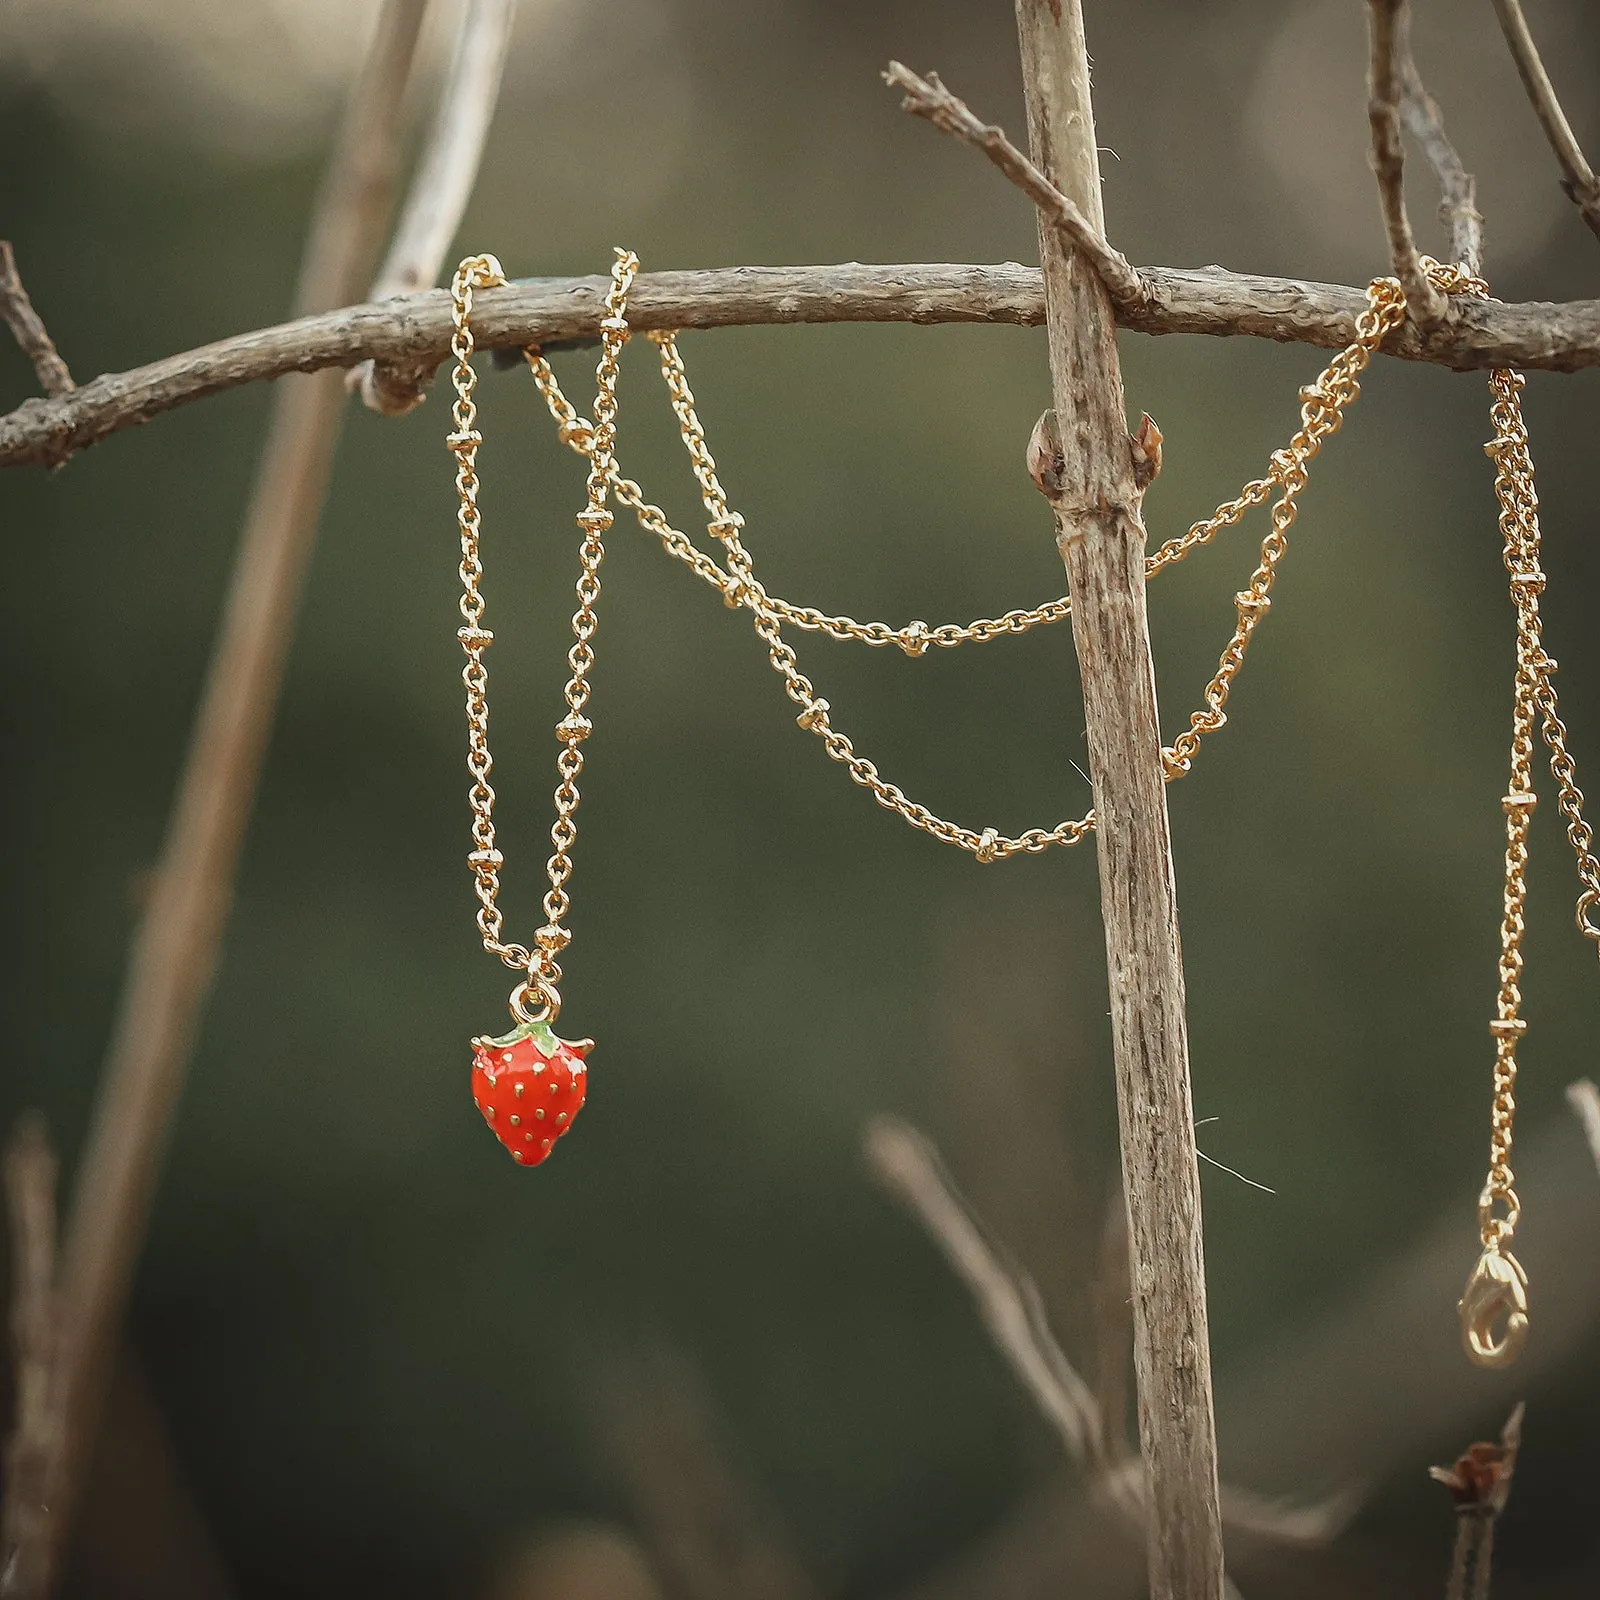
509,970 -> 561,1026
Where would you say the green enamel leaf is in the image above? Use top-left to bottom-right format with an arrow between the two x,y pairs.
476,1020 -> 563,1057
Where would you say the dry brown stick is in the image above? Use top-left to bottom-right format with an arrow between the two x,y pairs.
1399,50 -> 1484,278
1,1118 -> 58,1599
1013,3 -> 1222,1595
353,0 -> 517,414
7,264 -> 1600,470
882,61 -> 1148,311
1491,0 -> 1600,246
1430,1402 -> 1524,1600
7,6 -> 428,1595
1566,1078 -> 1600,1178
0,244 -> 74,397
1367,0 -> 1450,324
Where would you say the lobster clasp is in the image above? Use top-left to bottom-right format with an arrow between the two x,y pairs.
1458,1245 -> 1529,1369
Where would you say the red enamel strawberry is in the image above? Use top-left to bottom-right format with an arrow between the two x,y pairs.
470,1021 -> 591,1165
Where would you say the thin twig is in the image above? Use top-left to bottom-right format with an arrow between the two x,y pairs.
1491,0 -> 1600,246
6,262 -> 1600,470
1566,1078 -> 1600,1179
863,1117 -> 1352,1547
0,244 -> 74,397
882,61 -> 1148,311
864,1118 -> 1106,1469
353,0 -> 517,414
8,6 -> 428,1595
1,1118 -> 58,1599
1398,50 -> 1483,278
1366,0 -> 1449,324
1430,1403 -> 1524,1600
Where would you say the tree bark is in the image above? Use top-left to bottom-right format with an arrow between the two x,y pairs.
7,263 -> 1600,470
1012,4 -> 1225,1597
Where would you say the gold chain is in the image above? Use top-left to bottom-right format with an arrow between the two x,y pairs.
1414,254 -> 1600,1367
452,251 -> 1600,1366
448,248 -> 639,1025
522,272 -> 1405,860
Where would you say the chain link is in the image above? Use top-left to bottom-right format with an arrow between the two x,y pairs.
525,274 -> 1406,859
1472,283 -> 1600,1241
1161,279 -> 1408,775
449,248 -> 638,1022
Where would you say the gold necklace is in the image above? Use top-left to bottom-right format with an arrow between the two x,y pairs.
445,250 -> 1599,1371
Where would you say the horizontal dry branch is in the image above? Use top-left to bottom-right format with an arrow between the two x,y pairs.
5,260 -> 1600,468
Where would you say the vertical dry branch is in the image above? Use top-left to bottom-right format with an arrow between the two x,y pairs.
1366,0 -> 1449,324
1011,4 -> 1224,1598
2,1119 -> 58,1598
4,4 -> 429,1594
368,0 -> 514,300
1490,0 -> 1600,246
1397,54 -> 1483,279
354,0 -> 517,413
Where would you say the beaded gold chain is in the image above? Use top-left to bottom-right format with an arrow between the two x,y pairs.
448,247 -> 1599,1372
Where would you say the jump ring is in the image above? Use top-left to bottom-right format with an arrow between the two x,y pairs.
509,974 -> 561,1026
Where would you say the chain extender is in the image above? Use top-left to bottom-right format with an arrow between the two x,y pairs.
1428,253 -> 1600,1367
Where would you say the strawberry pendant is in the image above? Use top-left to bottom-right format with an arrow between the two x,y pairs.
471,1020 -> 592,1165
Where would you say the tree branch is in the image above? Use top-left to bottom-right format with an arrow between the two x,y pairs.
0,243 -> 74,398
1,1117 -> 58,1600
1366,0 -> 1449,324
11,4 -> 429,1594
6,262 -> 1600,470
1398,49 -> 1483,278
882,61 -> 1149,311
1491,0 -> 1600,246
352,0 -> 517,414
1013,3 -> 1223,1594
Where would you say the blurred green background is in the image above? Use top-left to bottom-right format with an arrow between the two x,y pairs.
4,1 -> 1600,1595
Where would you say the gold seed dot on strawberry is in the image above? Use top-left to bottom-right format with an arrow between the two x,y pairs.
469,1021 -> 591,1165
